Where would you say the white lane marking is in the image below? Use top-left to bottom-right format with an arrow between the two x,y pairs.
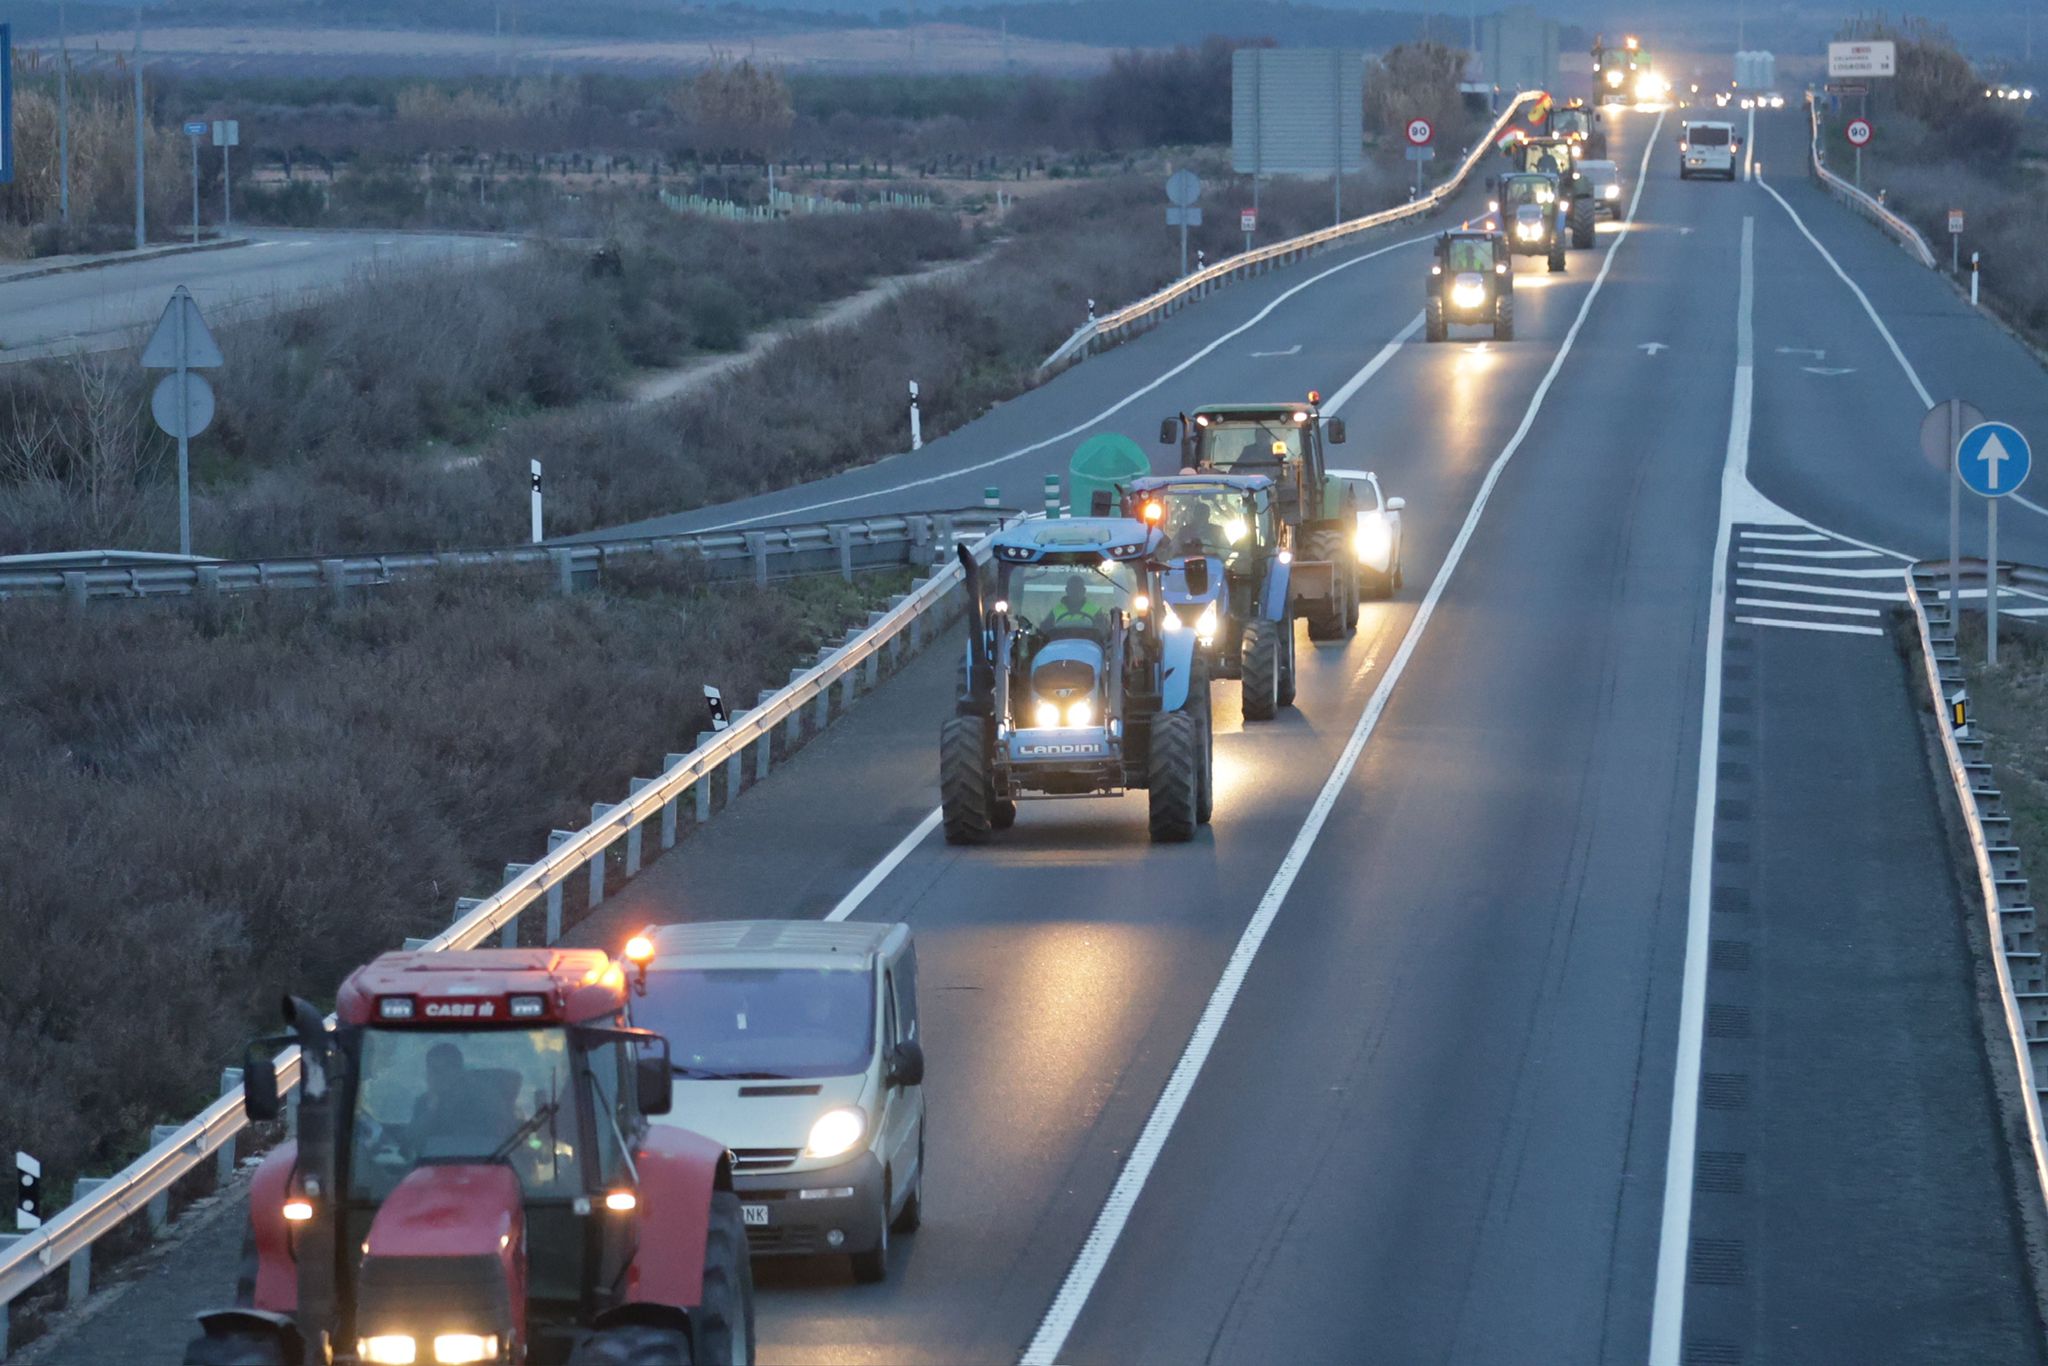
1733,596 -> 1881,617
1649,210 -> 1750,1366
824,808 -> 942,922
1737,545 -> 1880,559
1756,174 -> 2048,523
1022,108 -> 1670,1366
1733,577 -> 1906,601
700,232 -> 1438,532
1733,561 -> 1909,578
1324,314 -> 1424,414
1737,530 -> 1828,542
1735,615 -> 1884,637
1251,344 -> 1303,357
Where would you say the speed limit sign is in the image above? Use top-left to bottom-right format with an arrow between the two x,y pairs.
1846,117 -> 1873,147
1406,117 -> 1435,146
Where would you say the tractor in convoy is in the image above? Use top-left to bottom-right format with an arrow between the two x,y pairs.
1544,97 -> 1607,159
1492,171 -> 1569,272
182,947 -> 755,1366
1592,33 -> 1661,105
1158,396 -> 1361,640
941,518 -> 1213,844
1509,136 -> 1600,249
1426,228 -> 1515,342
1123,473 -> 1297,720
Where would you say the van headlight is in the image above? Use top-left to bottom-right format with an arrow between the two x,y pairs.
805,1107 -> 867,1160
1355,514 -> 1393,565
1602,183 -> 1621,200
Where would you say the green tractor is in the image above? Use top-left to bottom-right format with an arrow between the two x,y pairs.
1493,171 -> 1568,273
1512,135 -> 1599,249
1545,98 -> 1608,159
1158,396 -> 1360,641
941,518 -> 1214,845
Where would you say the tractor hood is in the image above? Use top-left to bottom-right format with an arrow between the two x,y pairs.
354,1165 -> 524,1355
1161,556 -> 1225,609
1031,637 -> 1105,705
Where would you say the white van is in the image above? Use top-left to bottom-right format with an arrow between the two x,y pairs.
635,919 -> 925,1283
1679,121 -> 1739,180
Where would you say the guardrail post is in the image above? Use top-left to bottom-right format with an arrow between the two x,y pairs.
449,895 -> 496,948
910,515 -> 932,564
832,525 -> 855,583
68,1178 -> 109,1302
0,1237 -> 19,1354
218,1070 -> 244,1184
661,756 -> 686,849
320,559 -> 347,608
933,514 -> 955,561
626,779 -> 654,874
550,548 -> 575,595
63,571 -> 87,615
725,741 -> 745,807
196,564 -> 222,598
545,833 -> 572,939
147,1127 -> 181,1232
694,735 -> 716,822
746,533 -> 769,587
589,805 -> 618,910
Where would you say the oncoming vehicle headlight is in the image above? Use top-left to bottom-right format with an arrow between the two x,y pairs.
433,1337 -> 501,1366
1450,279 -> 1487,309
1605,68 -> 1624,89
1516,221 -> 1544,242
806,1107 -> 867,1160
1066,698 -> 1094,727
358,1338 -> 417,1366
1033,700 -> 1061,728
1194,601 -> 1220,645
1355,513 -> 1393,564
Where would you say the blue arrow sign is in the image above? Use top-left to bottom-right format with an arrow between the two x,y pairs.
1956,421 -> 2032,498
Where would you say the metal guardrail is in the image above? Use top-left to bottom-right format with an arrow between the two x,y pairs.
0,509 -> 1007,609
1804,95 -> 1938,269
1904,559 -> 2048,1219
1038,92 -> 1543,373
0,521 -> 1000,1343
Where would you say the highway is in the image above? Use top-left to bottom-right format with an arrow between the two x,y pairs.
0,231 -> 518,362
35,106 -> 2048,1365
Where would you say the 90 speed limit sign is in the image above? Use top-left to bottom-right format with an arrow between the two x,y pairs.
1845,117 -> 1874,147
1406,117 -> 1435,146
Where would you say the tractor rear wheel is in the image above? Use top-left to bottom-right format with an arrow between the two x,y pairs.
1147,711 -> 1199,843
1193,665 -> 1214,827
568,1324 -> 693,1366
1241,620 -> 1281,721
1276,614 -> 1297,708
1547,237 -> 1566,273
1302,529 -> 1348,640
183,1328 -> 292,1366
1424,295 -> 1447,343
1493,293 -> 1515,342
1571,198 -> 1597,248
939,716 -> 994,845
692,1192 -> 756,1366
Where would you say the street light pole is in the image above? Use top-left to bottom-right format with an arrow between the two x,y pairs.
58,0 -> 71,227
132,3 -> 146,251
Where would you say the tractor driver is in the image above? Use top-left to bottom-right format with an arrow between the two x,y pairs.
1171,502 -> 1229,559
1047,574 -> 1107,637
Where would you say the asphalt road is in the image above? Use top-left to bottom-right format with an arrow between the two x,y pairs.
0,231 -> 518,362
37,106 -> 2048,1365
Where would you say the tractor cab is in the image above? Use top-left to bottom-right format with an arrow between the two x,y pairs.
188,949 -> 752,1366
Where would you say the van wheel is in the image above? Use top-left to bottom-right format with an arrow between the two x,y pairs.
892,1126 -> 924,1233
852,1204 -> 890,1284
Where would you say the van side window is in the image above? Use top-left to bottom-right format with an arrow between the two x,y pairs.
882,974 -> 899,1048
893,946 -> 919,1043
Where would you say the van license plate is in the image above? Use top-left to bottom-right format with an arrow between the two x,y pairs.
741,1204 -> 769,1227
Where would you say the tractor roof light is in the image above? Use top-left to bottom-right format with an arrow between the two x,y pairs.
377,996 -> 415,1021
624,931 -> 656,994
1140,500 -> 1164,525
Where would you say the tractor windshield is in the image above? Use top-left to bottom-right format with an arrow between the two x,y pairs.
1157,491 -> 1259,560
348,1027 -> 582,1203
1003,558 -> 1142,633
1552,109 -> 1591,138
636,966 -> 874,1079
1194,421 -> 1303,473
1502,178 -> 1554,209
1524,143 -> 1572,178
1445,238 -> 1493,273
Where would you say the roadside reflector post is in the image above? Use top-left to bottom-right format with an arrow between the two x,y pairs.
1043,474 -> 1061,518
529,460 -> 543,544
909,380 -> 922,451
1972,251 -> 1981,307
983,486 -> 1000,512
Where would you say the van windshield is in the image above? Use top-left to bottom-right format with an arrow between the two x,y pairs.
1690,126 -> 1731,146
638,967 -> 874,1079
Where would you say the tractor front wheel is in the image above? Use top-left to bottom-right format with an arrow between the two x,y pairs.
1302,530 -> 1349,640
1147,711 -> 1200,843
1493,292 -> 1515,342
1241,620 -> 1281,721
568,1324 -> 694,1366
1571,198 -> 1597,248
1425,295 -> 1448,343
692,1192 -> 757,1365
1276,613 -> 1298,707
183,1328 -> 292,1366
939,716 -> 995,845
1547,237 -> 1566,273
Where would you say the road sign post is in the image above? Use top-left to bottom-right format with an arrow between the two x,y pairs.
184,120 -> 207,244
1922,400 -> 1985,622
212,120 -> 239,234
141,286 -> 225,556
1240,206 -> 1256,253
1845,117 -> 1872,189
1956,420 -> 2033,664
1166,169 -> 1202,277
1949,207 -> 1964,275
1405,116 -> 1434,197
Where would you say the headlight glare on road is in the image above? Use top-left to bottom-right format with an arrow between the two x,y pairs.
358,1337 -> 417,1366
806,1107 -> 867,1159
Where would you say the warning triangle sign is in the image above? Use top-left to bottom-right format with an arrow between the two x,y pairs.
140,287 -> 225,370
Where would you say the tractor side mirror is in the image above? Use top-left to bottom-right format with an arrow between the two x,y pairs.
243,1050 -> 281,1124
1326,418 -> 1347,445
1158,418 -> 1180,445
1387,496 -> 1406,512
1090,488 -> 1113,516
636,1038 -> 673,1116
1180,556 -> 1210,597
887,1040 -> 926,1088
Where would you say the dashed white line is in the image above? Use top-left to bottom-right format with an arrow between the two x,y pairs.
1738,530 -> 1828,542
823,808 -> 942,922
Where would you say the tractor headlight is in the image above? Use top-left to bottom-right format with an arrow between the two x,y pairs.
1194,601 -> 1219,645
1516,221 -> 1543,241
359,1337 -> 418,1366
1602,183 -> 1621,200
806,1107 -> 867,1160
1606,68 -> 1624,88
433,1337 -> 501,1366
1066,698 -> 1094,727
1355,514 -> 1393,565
1033,700 -> 1061,728
1160,607 -> 1182,632
1451,279 -> 1487,309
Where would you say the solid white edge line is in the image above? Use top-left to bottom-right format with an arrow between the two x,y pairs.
700,232 -> 1435,531
1755,172 -> 2048,523
824,807 -> 943,923
1649,213 -> 1751,1366
1018,108 -> 1669,1366
1733,615 -> 1884,636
